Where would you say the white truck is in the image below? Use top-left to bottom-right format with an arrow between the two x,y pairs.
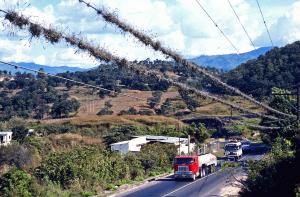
224,141 -> 243,160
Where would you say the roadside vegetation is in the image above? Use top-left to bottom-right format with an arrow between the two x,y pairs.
239,88 -> 300,197
0,118 -> 211,196
0,3 -> 300,197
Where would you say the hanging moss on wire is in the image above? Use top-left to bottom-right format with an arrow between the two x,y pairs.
2,10 -> 280,121
4,11 -> 29,28
78,0 -> 296,119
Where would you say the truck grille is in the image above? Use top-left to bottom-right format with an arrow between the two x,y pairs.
178,166 -> 189,172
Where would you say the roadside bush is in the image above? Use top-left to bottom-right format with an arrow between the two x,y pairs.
34,147 -> 132,190
138,143 -> 177,173
0,169 -> 34,197
239,138 -> 300,197
124,154 -> 144,180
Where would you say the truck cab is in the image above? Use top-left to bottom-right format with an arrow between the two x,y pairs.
224,141 -> 242,160
173,154 -> 217,181
174,156 -> 199,180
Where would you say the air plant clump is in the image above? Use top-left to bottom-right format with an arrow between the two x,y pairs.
43,28 -> 62,43
78,0 -> 294,119
29,23 -> 42,37
64,35 -> 79,46
4,11 -> 29,28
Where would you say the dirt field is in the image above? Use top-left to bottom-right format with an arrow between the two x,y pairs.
66,86 -> 179,116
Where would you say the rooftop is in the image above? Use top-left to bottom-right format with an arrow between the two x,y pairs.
0,131 -> 13,136
134,135 -> 188,144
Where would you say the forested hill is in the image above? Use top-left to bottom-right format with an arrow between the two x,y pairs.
190,46 -> 272,71
223,41 -> 300,98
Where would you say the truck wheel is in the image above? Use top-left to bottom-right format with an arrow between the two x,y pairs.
192,174 -> 196,181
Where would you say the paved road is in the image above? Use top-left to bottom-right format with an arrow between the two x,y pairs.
238,154 -> 265,162
114,153 -> 263,197
116,169 -> 238,197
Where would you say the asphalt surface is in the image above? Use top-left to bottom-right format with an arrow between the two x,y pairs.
238,154 -> 265,162
114,153 -> 264,197
115,169 -> 238,197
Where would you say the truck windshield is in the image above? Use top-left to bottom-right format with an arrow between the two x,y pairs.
174,158 -> 194,164
225,145 -> 239,152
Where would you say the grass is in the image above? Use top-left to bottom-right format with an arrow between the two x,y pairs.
42,115 -> 182,127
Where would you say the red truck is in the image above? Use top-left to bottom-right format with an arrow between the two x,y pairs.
173,153 -> 217,181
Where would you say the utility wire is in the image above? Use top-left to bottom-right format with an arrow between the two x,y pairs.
0,60 -> 145,101
255,0 -> 274,47
227,0 -> 256,50
1,60 -> 277,122
194,0 -> 240,54
78,0 -> 296,119
0,9 -> 288,129
1,10 -> 287,121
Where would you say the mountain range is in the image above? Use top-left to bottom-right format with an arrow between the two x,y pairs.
190,47 -> 273,71
0,62 -> 87,74
0,47 -> 273,74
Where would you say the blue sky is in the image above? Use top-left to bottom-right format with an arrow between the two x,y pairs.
0,0 -> 299,68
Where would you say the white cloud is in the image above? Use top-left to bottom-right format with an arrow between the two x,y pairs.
255,1 -> 300,46
0,0 -> 298,68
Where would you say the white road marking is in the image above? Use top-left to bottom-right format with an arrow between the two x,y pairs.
161,171 -> 219,197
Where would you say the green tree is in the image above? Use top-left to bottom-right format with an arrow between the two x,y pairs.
50,98 -> 80,118
12,125 -> 28,142
0,169 -> 34,197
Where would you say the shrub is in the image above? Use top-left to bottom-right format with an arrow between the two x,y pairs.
97,107 -> 113,115
0,169 -> 34,197
138,143 -> 177,173
0,144 -> 33,169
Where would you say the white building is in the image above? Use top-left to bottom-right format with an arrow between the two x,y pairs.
110,135 -> 195,154
0,131 -> 13,146
110,136 -> 147,154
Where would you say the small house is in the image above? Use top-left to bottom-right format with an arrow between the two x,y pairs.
0,131 -> 13,146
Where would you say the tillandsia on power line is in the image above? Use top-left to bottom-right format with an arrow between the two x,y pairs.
78,0 -> 295,119
1,9 -> 280,121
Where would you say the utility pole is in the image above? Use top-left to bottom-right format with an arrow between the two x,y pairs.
188,135 -> 191,155
177,116 -> 181,156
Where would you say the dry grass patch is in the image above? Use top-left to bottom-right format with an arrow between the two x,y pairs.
49,133 -> 103,148
42,115 -> 182,127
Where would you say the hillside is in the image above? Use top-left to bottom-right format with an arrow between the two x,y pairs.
224,41 -> 300,97
190,47 -> 273,71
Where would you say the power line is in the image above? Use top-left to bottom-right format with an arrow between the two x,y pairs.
0,60 -> 145,102
255,0 -> 274,47
1,9 -> 290,121
78,1 -> 296,119
194,0 -> 240,54
0,60 -> 276,120
0,10 -> 288,130
0,10 -> 285,125
227,0 -> 256,50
